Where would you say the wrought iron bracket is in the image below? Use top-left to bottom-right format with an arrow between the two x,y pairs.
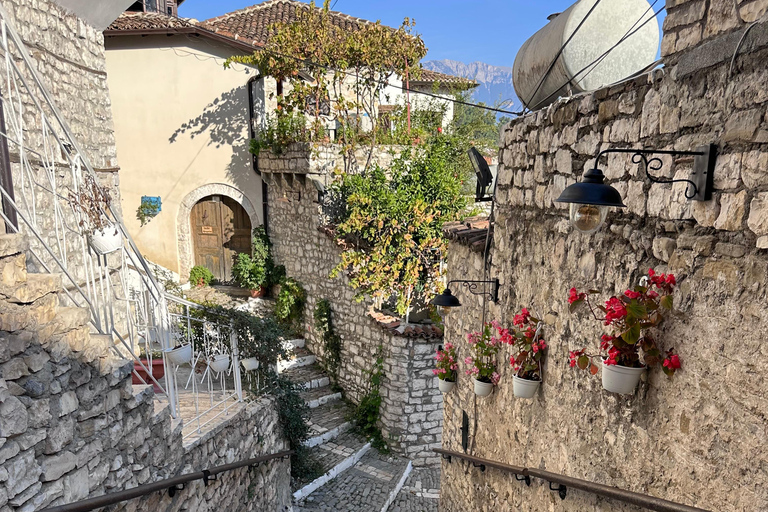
447,278 -> 500,303
549,482 -> 567,500
515,474 -> 531,486
461,411 -> 469,452
168,484 -> 185,498
594,145 -> 716,201
441,454 -> 452,463
202,470 -> 217,486
472,462 -> 486,472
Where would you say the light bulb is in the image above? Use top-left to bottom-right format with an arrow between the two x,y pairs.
569,203 -> 608,233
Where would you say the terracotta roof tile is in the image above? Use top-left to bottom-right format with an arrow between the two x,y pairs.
106,12 -> 199,31
413,69 -> 478,88
443,216 -> 492,252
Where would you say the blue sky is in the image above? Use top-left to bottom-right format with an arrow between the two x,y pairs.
180,0 -> 664,68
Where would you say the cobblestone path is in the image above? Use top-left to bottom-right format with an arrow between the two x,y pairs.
282,342 -> 429,511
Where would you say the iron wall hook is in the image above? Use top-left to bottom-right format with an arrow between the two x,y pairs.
472,462 -> 486,472
515,474 -> 532,487
168,483 -> 185,498
549,482 -> 567,500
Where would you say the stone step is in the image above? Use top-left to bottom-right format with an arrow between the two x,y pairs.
0,252 -> 27,287
294,449 -> 412,512
279,350 -> 317,371
286,338 -> 305,349
388,468 -> 441,512
51,306 -> 91,334
293,432 -> 371,500
0,233 -> 28,258
0,272 -> 62,304
300,387 -> 342,409
282,363 -> 330,390
305,400 -> 353,448
0,292 -> 58,332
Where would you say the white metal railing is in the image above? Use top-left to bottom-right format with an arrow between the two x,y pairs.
165,294 -> 246,438
0,6 -> 249,425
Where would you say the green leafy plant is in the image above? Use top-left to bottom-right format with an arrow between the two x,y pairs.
189,265 -> 214,287
275,277 -> 306,333
231,226 -> 282,291
464,323 -> 502,386
352,345 -> 388,452
328,136 -> 471,315
136,197 -> 161,226
249,112 -> 315,156
232,253 -> 266,290
227,0 -> 426,166
313,299 -> 342,385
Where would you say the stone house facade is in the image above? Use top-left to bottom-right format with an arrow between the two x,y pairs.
438,1 -> 768,511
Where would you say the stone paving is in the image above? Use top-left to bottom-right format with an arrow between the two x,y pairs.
307,399 -> 352,438
295,450 -> 409,511
389,468 -> 441,512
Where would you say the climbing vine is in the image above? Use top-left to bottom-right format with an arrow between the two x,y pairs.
313,299 -> 342,386
352,345 -> 388,452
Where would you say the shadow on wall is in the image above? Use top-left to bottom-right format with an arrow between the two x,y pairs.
168,85 -> 260,197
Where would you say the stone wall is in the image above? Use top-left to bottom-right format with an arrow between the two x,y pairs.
0,234 -> 291,511
260,147 -> 443,467
439,4 -> 768,512
258,142 -> 399,179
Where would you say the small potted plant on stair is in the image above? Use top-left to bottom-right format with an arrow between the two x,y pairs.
507,308 -> 547,399
68,172 -> 122,254
568,269 -> 682,395
132,341 -> 165,393
433,342 -> 458,393
231,226 -> 278,297
464,322 -> 502,397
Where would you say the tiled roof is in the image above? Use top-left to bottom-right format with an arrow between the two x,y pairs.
413,69 -> 478,88
443,217 -> 492,252
106,12 -> 199,31
368,310 -> 443,340
202,0 -> 370,47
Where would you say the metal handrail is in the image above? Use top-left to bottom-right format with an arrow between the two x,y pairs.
39,450 -> 293,512
433,448 -> 712,512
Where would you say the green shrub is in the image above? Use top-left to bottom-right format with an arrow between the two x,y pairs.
231,253 -> 266,290
313,299 -> 341,384
189,265 -> 214,287
352,345 -> 388,452
275,277 -> 306,332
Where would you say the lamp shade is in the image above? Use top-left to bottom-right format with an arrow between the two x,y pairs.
431,288 -> 462,308
555,168 -> 626,207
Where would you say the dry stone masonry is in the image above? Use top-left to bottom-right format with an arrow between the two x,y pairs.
439,2 -> 768,511
261,144 -> 444,467
0,233 -> 291,512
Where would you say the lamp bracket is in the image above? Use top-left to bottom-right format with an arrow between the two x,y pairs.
594,145 -> 716,201
447,278 -> 499,303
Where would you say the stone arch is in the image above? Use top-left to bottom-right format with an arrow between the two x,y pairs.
177,183 -> 260,283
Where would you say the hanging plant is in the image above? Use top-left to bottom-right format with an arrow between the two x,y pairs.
567,269 -> 681,395
507,308 -> 548,399
136,196 -> 161,226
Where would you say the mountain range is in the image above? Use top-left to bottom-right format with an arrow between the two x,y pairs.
423,59 -> 519,112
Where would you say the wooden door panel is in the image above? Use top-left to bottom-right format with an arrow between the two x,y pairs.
192,197 -> 253,283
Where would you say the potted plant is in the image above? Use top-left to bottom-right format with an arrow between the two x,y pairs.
432,342 -> 458,393
132,345 -> 165,393
568,269 -> 682,394
136,196 -> 161,226
507,308 -> 547,399
166,331 -> 193,366
464,323 -> 502,397
189,265 -> 214,288
209,352 -> 231,374
68,172 -> 122,254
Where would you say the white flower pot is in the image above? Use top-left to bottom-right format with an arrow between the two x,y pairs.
89,225 -> 122,254
438,379 -> 455,393
167,344 -> 192,365
209,354 -> 230,374
601,361 -> 645,394
473,379 -> 494,397
512,375 -> 541,399
241,357 -> 260,371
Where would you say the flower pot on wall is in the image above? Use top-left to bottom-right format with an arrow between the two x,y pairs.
209,354 -> 231,374
473,378 -> 493,397
241,357 -> 260,371
249,287 -> 266,298
438,379 -> 455,393
89,224 -> 122,254
602,361 -> 645,394
167,344 -> 192,366
512,375 -> 541,399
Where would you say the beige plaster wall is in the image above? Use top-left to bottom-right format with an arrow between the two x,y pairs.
105,35 -> 264,274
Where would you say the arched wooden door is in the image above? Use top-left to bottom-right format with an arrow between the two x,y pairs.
190,195 -> 252,281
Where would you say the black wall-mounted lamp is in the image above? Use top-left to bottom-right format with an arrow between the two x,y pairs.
555,144 -> 717,233
431,278 -> 500,309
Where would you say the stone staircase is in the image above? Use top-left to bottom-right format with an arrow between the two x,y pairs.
0,233 -> 116,371
280,342 -> 439,512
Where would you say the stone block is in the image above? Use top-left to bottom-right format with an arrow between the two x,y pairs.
739,0 -> 768,21
653,237 -> 677,262
44,416 -> 74,454
747,192 -> 768,235
704,0 -> 741,38
41,451 -> 77,481
713,191 -> 747,231
693,197 -> 721,227
0,396 -> 28,437
723,109 -> 762,142
742,151 -> 768,189
713,153 -> 742,190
